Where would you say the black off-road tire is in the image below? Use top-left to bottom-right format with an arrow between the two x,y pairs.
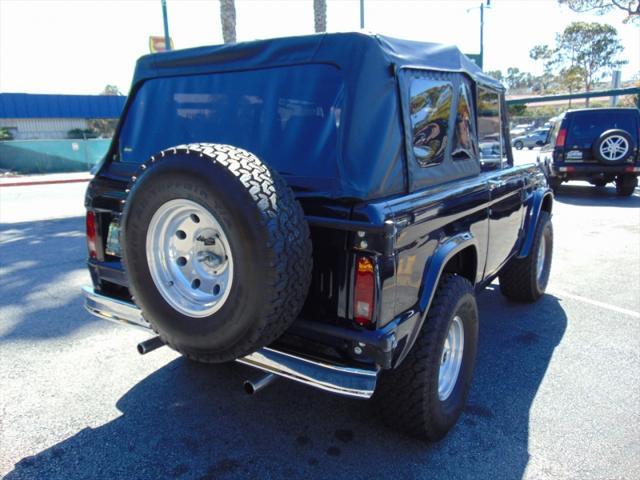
499,211 -> 553,302
373,274 -> 479,441
121,143 -> 312,363
615,175 -> 637,197
548,177 -> 562,191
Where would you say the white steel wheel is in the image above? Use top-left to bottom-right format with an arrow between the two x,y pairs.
438,315 -> 465,401
146,198 -> 233,318
599,135 -> 629,162
536,237 -> 547,283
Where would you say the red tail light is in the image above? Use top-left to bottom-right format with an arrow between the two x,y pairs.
555,128 -> 567,147
354,256 -> 375,327
86,211 -> 97,259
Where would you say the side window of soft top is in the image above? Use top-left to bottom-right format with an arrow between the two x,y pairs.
403,69 -> 483,191
477,86 -> 507,170
409,79 -> 453,167
451,84 -> 477,161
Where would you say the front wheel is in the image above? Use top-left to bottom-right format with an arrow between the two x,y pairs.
514,141 -> 524,150
499,211 -> 553,302
548,177 -> 562,191
374,274 -> 479,441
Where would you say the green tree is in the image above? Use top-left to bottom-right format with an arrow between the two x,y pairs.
314,0 -> 327,32
100,85 -> 122,96
558,65 -> 585,106
558,22 -> 626,105
530,45 -> 559,94
505,67 -> 533,90
530,22 -> 626,106
486,70 -> 504,82
558,0 -> 639,24
220,0 -> 236,43
508,104 -> 527,117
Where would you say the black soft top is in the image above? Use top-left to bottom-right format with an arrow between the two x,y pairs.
121,33 -> 503,200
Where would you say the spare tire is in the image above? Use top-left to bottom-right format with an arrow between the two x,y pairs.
120,143 -> 312,363
593,129 -> 633,164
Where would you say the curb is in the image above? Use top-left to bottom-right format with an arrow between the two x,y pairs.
0,177 -> 92,188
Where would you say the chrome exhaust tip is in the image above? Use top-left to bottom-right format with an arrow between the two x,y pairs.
137,335 -> 165,355
243,373 -> 277,395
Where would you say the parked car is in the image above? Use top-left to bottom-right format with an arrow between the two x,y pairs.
540,108 -> 640,195
512,128 -> 550,150
510,122 -> 535,137
83,33 -> 554,441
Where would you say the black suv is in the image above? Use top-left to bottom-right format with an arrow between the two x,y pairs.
83,33 -> 553,441
541,108 -> 640,195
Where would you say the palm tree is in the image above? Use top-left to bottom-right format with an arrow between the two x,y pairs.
314,0 -> 327,32
220,0 -> 236,43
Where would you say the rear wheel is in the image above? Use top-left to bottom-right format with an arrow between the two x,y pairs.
374,274 -> 479,441
514,141 -> 524,150
499,211 -> 553,302
615,175 -> 637,197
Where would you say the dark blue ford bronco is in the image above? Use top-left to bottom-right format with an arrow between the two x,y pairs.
83,33 -> 554,441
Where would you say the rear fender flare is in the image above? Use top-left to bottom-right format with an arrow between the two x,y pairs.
391,232 -> 477,367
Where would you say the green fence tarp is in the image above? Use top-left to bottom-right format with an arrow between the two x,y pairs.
0,139 -> 110,174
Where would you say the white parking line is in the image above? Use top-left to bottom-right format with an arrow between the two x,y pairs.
551,288 -> 640,319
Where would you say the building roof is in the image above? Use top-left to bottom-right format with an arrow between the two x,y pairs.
0,93 -> 126,119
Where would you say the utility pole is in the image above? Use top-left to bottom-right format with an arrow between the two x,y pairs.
479,2 -> 484,69
467,0 -> 490,69
161,0 -> 171,51
360,0 -> 365,29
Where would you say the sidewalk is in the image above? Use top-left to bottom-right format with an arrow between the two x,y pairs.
0,171 -> 93,187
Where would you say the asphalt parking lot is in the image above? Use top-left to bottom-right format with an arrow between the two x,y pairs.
1,152 -> 639,479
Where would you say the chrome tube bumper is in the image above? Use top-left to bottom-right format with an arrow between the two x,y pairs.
82,286 -> 378,398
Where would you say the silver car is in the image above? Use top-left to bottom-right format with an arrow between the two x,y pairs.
512,129 -> 549,150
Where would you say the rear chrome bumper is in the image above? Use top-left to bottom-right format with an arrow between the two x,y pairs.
82,286 -> 378,398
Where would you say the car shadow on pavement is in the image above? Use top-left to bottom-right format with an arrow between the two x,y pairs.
0,216 -> 94,342
5,288 -> 567,480
553,184 -> 640,208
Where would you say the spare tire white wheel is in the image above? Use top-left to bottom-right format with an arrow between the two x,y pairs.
121,144 -> 312,363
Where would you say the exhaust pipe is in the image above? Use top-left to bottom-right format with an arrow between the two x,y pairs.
243,373 -> 277,395
137,335 -> 165,355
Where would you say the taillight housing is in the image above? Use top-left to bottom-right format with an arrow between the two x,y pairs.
86,210 -> 97,259
353,255 -> 376,327
555,128 -> 567,148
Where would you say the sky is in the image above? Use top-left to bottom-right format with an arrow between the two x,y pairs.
0,0 -> 638,95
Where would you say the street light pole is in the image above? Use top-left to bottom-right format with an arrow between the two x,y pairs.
479,0 -> 490,70
360,0 -> 365,29
161,0 -> 171,51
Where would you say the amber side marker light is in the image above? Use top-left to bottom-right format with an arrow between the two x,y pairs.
354,256 -> 375,327
86,211 -> 97,259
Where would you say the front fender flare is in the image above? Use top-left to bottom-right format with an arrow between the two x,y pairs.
517,189 -> 553,259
